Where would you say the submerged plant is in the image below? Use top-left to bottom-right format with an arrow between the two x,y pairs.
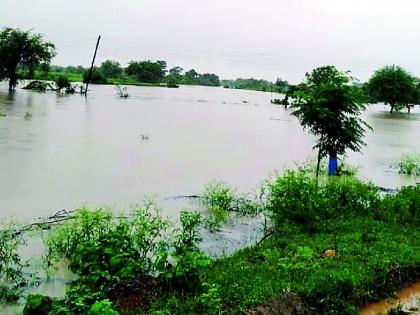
399,154 -> 420,176
24,111 -> 32,120
115,85 -> 129,98
0,224 -> 26,303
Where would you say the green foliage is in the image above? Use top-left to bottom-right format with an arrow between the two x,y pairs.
46,205 -> 169,282
0,225 -> 25,303
379,185 -> 420,225
0,27 -> 56,90
166,66 -> 183,87
126,60 -> 167,83
291,66 -> 369,165
55,75 -> 74,93
23,294 -> 53,315
159,212 -> 212,291
222,78 -> 276,92
399,154 -> 420,176
82,67 -> 107,84
100,60 -> 123,79
88,299 -> 118,315
200,181 -> 234,230
266,170 -> 382,232
367,65 -> 419,113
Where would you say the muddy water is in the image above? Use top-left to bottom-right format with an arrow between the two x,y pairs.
0,83 -> 419,314
0,83 -> 419,223
360,281 -> 420,314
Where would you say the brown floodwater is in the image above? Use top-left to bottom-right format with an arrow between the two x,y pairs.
1,83 -> 419,222
0,83 -> 419,314
360,281 -> 420,314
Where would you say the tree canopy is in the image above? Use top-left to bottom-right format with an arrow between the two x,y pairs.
100,60 -> 123,79
0,28 -> 56,90
366,65 -> 419,113
291,66 -> 369,175
126,60 -> 167,83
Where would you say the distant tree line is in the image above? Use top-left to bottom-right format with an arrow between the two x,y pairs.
1,27 -> 420,113
24,59 -> 222,87
222,78 -> 289,93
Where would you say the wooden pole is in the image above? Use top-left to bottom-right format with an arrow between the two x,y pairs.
85,35 -> 101,97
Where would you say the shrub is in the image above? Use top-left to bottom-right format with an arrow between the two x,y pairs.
23,294 -> 53,315
266,170 -> 381,232
0,225 -> 26,302
88,299 -> 118,315
380,185 -> 420,225
399,154 -> 420,176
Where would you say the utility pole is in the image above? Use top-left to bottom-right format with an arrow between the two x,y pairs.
85,35 -> 101,97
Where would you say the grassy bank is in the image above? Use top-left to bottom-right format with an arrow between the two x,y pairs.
2,171 -> 419,314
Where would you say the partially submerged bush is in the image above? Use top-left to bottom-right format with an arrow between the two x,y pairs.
399,154 -> 420,176
23,80 -> 53,91
0,225 -> 26,303
44,205 -> 211,313
115,85 -> 128,98
200,181 -> 262,231
55,75 -> 74,93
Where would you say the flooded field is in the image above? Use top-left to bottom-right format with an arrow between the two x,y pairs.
1,83 -> 419,223
0,83 -> 419,314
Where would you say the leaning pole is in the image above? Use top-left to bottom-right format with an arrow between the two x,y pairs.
84,35 -> 101,97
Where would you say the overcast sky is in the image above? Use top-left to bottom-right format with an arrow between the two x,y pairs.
2,0 -> 420,83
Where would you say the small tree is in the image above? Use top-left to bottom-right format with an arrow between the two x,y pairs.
100,60 -> 123,79
0,28 -> 56,90
291,66 -> 369,176
366,65 -> 418,113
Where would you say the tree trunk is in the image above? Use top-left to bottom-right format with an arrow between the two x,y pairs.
390,103 -> 395,113
8,63 -> 18,91
328,150 -> 338,176
407,106 -> 411,114
8,73 -> 17,91
315,148 -> 322,180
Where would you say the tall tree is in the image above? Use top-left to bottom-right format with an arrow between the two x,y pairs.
291,66 -> 369,176
0,28 -> 56,90
366,65 -> 418,113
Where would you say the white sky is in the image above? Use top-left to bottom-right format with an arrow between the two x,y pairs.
2,0 -> 420,83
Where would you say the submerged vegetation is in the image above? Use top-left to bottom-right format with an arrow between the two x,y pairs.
399,154 -> 420,176
1,168 -> 419,314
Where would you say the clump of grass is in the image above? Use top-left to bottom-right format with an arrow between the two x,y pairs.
199,181 -> 262,231
399,154 -> 420,176
200,181 -> 234,231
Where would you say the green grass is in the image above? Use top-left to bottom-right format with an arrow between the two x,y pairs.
149,218 -> 419,314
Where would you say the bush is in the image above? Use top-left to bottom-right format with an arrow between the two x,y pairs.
23,294 -> 53,315
266,170 -> 382,232
88,299 -> 118,315
82,67 -> 107,84
55,75 -> 74,93
380,185 -> 420,225
399,154 -> 420,176
44,206 -> 211,313
0,225 -> 26,302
